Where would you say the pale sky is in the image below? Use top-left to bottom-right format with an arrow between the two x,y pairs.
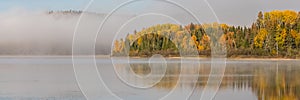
1,0 -> 300,26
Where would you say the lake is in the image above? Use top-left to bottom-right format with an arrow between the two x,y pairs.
0,57 -> 299,100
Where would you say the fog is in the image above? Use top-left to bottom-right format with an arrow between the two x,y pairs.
0,9 -> 120,55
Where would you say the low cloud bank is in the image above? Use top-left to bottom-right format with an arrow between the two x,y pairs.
0,9 -> 112,55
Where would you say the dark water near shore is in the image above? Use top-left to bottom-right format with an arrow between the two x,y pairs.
0,57 -> 299,100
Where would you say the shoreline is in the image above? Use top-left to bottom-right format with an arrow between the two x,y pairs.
0,55 -> 298,60
111,56 -> 300,60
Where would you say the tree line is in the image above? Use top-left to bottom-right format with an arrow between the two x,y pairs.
113,10 -> 300,58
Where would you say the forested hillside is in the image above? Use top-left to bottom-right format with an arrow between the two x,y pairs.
113,10 -> 300,58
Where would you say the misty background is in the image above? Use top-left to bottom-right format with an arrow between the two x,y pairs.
0,0 -> 300,55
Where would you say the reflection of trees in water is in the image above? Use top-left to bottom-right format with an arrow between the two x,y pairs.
253,65 -> 300,100
123,62 -> 300,100
130,63 -> 181,89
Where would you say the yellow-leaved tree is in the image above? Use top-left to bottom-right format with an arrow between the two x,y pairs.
254,28 -> 268,48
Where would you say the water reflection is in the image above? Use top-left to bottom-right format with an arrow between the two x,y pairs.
115,60 -> 300,100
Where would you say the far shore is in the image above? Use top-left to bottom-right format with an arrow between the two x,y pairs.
111,54 -> 300,60
0,55 -> 299,60
111,56 -> 300,60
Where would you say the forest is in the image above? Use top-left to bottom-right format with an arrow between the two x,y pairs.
112,10 -> 300,58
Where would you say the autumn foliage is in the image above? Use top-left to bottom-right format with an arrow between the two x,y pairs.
113,10 -> 300,58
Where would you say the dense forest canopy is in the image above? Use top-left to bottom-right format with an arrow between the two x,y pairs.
113,10 -> 300,58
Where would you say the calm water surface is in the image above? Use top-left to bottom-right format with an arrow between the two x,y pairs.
0,57 -> 299,100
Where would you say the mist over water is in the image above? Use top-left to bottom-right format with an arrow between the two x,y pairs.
0,9 -> 124,55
